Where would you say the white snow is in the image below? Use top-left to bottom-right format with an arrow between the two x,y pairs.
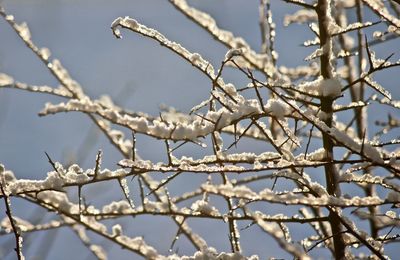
385,211 -> 396,219
111,15 -> 220,81
0,73 -> 14,86
170,0 -> 277,77
253,212 -> 311,260
265,99 -> 289,119
202,183 -> 388,207
388,25 -> 398,33
319,78 -> 342,97
15,22 -> 31,41
283,9 -> 317,26
171,247 -> 259,260
224,48 -> 244,60
39,47 -> 51,60
103,200 -> 133,214
189,52 -> 201,63
191,200 -> 220,216
89,245 -> 107,260
373,31 -> 383,40
364,76 -> 392,100
112,224 -> 123,236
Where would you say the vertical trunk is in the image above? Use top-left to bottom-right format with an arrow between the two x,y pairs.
316,0 -> 346,259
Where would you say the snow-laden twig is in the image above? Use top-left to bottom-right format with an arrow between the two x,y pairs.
1,1 -> 399,259
169,0 -> 278,78
253,212 -> 311,259
0,167 -> 24,260
202,183 -> 394,207
111,16 -> 220,82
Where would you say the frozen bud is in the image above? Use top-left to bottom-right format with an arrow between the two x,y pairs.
388,25 -> 398,33
225,48 -> 244,60
189,53 -> 201,63
385,211 -> 396,219
0,73 -> 14,86
373,31 -> 383,40
272,50 -> 279,60
111,17 -> 123,38
16,22 -> 31,41
112,224 -> 123,236
122,16 -> 139,29
39,48 -> 51,60
5,15 -> 14,21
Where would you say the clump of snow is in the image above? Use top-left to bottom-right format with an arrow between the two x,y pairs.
303,148 -> 326,161
0,164 -> 15,183
37,191 -> 78,214
111,17 -> 123,38
191,200 -> 220,216
123,17 -> 139,29
319,78 -> 342,97
65,164 -> 91,183
39,48 -> 51,60
89,245 -> 107,260
172,246 -> 258,260
225,48 -> 244,60
284,9 -> 317,26
111,16 -> 139,39
373,31 -> 384,40
253,160 -> 263,170
388,25 -> 398,33
189,52 -> 201,63
0,73 -> 14,86
222,83 -> 237,96
297,77 -> 322,96
1,216 -> 33,233
5,15 -> 14,21
103,200 -> 133,214
141,197 -> 171,212
115,235 -> 159,259
112,224 -> 123,236
15,22 -> 31,41
264,99 -> 289,119
385,211 -> 396,219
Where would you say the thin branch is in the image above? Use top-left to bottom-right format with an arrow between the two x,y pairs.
0,182 -> 24,260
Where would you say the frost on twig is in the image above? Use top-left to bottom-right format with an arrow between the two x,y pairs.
362,0 -> 400,28
201,183 -> 392,207
1,0 -> 400,259
111,16 -> 219,81
0,167 -> 24,260
253,212 -> 311,260
169,0 -> 278,77
71,224 -> 107,260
